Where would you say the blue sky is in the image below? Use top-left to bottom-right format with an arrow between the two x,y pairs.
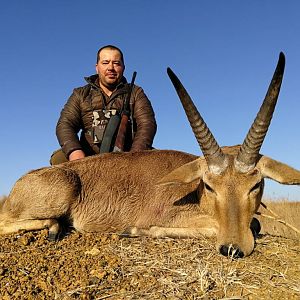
0,1 -> 300,200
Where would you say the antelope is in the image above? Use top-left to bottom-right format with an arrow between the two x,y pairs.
1,52 -> 299,258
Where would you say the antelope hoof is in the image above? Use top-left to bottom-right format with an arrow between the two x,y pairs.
47,220 -> 61,241
48,231 -> 58,242
120,227 -> 139,238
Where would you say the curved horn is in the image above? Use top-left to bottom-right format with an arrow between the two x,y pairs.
167,67 -> 228,173
235,52 -> 285,172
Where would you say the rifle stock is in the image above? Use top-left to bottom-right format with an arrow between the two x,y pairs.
113,71 -> 137,152
113,113 -> 129,152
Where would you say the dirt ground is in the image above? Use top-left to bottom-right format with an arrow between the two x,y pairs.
0,226 -> 299,300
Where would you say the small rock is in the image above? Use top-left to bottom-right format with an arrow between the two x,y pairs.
85,247 -> 101,256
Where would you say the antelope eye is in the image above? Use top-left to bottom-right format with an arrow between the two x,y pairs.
204,183 -> 214,193
250,181 -> 261,193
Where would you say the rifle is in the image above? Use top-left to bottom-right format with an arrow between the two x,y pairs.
113,71 -> 137,152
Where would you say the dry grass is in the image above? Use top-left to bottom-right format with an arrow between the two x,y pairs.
257,199 -> 300,239
0,196 -> 299,299
0,230 -> 299,299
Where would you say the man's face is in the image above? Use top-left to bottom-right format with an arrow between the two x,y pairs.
96,48 -> 125,89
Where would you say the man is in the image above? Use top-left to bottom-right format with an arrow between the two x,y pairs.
50,45 -> 157,165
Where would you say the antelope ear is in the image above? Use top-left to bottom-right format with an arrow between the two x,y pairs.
257,156 -> 300,184
157,158 -> 205,186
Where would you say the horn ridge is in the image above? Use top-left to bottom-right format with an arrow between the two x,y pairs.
167,67 -> 227,172
235,52 -> 285,172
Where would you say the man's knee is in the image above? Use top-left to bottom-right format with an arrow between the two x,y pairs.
50,149 -> 68,165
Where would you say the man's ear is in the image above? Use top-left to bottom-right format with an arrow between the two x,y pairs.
157,158 -> 205,186
257,155 -> 300,184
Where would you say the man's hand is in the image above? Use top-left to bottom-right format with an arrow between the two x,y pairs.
69,150 -> 85,161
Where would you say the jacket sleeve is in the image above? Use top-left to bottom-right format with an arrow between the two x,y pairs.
130,86 -> 157,151
56,88 -> 84,158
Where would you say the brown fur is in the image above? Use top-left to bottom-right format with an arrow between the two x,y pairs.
1,146 -> 300,258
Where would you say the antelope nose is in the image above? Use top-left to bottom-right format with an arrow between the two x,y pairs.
219,244 -> 244,259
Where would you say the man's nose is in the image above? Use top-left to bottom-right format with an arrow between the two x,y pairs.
107,62 -> 114,69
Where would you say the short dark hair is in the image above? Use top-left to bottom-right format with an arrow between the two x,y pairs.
96,45 -> 125,64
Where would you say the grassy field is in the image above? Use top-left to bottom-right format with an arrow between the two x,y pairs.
257,199 -> 300,239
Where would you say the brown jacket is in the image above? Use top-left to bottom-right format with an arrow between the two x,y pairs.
56,74 -> 157,158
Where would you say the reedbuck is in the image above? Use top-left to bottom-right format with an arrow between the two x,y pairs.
1,52 -> 299,258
